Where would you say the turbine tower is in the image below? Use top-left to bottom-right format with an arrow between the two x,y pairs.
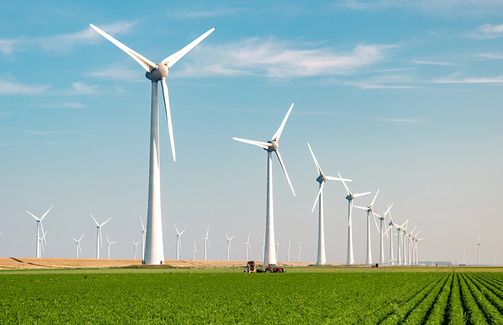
339,174 -> 370,265
90,215 -> 111,260
39,230 -> 48,258
287,240 -> 291,263
192,240 -> 199,261
139,216 -> 146,262
175,225 -> 186,260
308,143 -> 351,265
72,233 -> 85,259
374,204 -> 393,265
90,24 -> 215,265
25,204 -> 53,259
225,232 -> 234,261
203,227 -> 210,261
297,243 -> 303,262
244,232 -> 251,261
476,236 -> 481,265
233,103 -> 296,266
355,189 -> 380,265
106,235 -> 117,260
133,240 -> 140,260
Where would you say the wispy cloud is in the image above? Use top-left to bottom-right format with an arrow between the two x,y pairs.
433,76 -> 503,85
411,59 -> 453,66
177,38 -> 396,78
336,1 -> 503,16
87,63 -> 142,82
71,81 -> 98,95
168,7 -> 245,18
0,21 -> 136,55
371,117 -> 424,124
57,102 -> 86,109
0,79 -> 49,95
336,74 -> 416,89
465,23 -> 503,39
477,52 -> 503,60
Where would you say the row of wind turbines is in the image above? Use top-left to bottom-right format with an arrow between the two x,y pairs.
19,23 -> 425,266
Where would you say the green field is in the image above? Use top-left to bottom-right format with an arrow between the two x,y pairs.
0,267 -> 502,323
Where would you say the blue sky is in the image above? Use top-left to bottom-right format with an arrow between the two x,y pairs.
0,0 -> 502,264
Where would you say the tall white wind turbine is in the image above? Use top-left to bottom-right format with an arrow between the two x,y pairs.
308,143 -> 351,265
39,230 -> 48,258
72,233 -> 85,259
25,204 -> 53,259
225,232 -> 234,261
139,216 -> 146,262
297,243 -> 303,262
233,103 -> 296,267
244,232 -> 251,261
106,235 -> 117,260
90,24 -> 215,265
203,227 -> 210,261
90,215 -> 111,260
175,225 -> 186,260
374,204 -> 393,265
192,240 -> 199,261
338,174 -> 371,265
355,189 -> 380,265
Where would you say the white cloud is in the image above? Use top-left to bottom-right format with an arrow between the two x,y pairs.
466,23 -> 503,39
71,82 -> 98,94
478,52 -> 503,60
88,64 -> 142,81
57,102 -> 86,109
336,74 -> 416,89
372,117 -> 424,124
433,76 -> 503,85
0,21 -> 136,55
0,79 -> 49,95
177,38 -> 396,78
411,60 -> 453,66
168,7 -> 245,18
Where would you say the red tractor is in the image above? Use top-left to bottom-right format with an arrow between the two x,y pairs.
244,261 -> 284,273
265,264 -> 284,273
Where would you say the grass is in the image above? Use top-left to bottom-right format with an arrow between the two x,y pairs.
0,266 -> 502,323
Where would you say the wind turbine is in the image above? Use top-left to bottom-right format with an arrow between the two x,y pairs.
225,232 -> 234,261
339,173 -> 371,265
175,225 -> 186,260
276,242 -> 280,262
90,24 -> 215,265
192,240 -> 199,261
374,204 -> 393,265
203,226 -> 210,261
297,243 -> 303,262
395,219 -> 408,266
400,222 -> 409,265
355,189 -> 380,265
476,236 -> 481,265
233,103 -> 296,267
287,240 -> 291,263
244,232 -> 251,261
308,143 -> 351,265
139,216 -> 146,262
90,215 -> 111,260
72,233 -> 85,259
133,240 -> 140,260
39,230 -> 48,258
25,204 -> 53,259
106,235 -> 117,260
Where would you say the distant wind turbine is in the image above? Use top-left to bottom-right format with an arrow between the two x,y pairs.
90,23 -> 215,265
133,240 -> 140,260
72,233 -> 85,259
297,243 -> 303,262
244,232 -> 251,261
233,103 -> 296,267
355,189 -> 380,265
192,240 -> 199,261
139,216 -> 146,262
25,204 -> 53,258
339,174 -> 371,265
90,215 -> 111,260
175,225 -> 186,260
203,226 -> 210,261
308,143 -> 351,265
106,235 -> 117,260
225,232 -> 234,261
374,204 -> 393,265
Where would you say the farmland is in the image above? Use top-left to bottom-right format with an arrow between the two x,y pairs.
0,267 -> 502,323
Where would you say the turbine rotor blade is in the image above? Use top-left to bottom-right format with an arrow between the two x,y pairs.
353,192 -> 371,198
89,24 -> 157,72
101,218 -> 112,227
311,181 -> 325,213
160,78 -> 176,162
353,205 -> 368,211
161,28 -> 216,68
272,103 -> 294,141
90,215 -> 99,226
370,189 -> 380,207
40,204 -> 54,221
307,142 -> 322,175
371,211 -> 380,232
25,210 -> 39,221
79,233 -> 85,242
232,137 -> 270,149
325,176 -> 352,183
275,150 -> 296,197
338,172 -> 351,195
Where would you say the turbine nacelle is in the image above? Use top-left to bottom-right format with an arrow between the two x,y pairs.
145,65 -> 168,81
265,140 -> 279,152
316,175 -> 327,183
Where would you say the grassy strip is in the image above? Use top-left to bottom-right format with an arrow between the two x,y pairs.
378,273 -> 447,324
473,274 -> 503,300
459,272 -> 488,324
446,273 -> 465,324
461,273 -> 503,324
401,273 -> 451,324
422,272 -> 453,324
465,274 -> 503,315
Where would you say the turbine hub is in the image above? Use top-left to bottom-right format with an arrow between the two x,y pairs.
145,65 -> 168,81
346,195 -> 353,201
316,175 -> 325,183
265,140 -> 279,152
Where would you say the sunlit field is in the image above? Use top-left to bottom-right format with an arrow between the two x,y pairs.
1,267 -> 502,323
